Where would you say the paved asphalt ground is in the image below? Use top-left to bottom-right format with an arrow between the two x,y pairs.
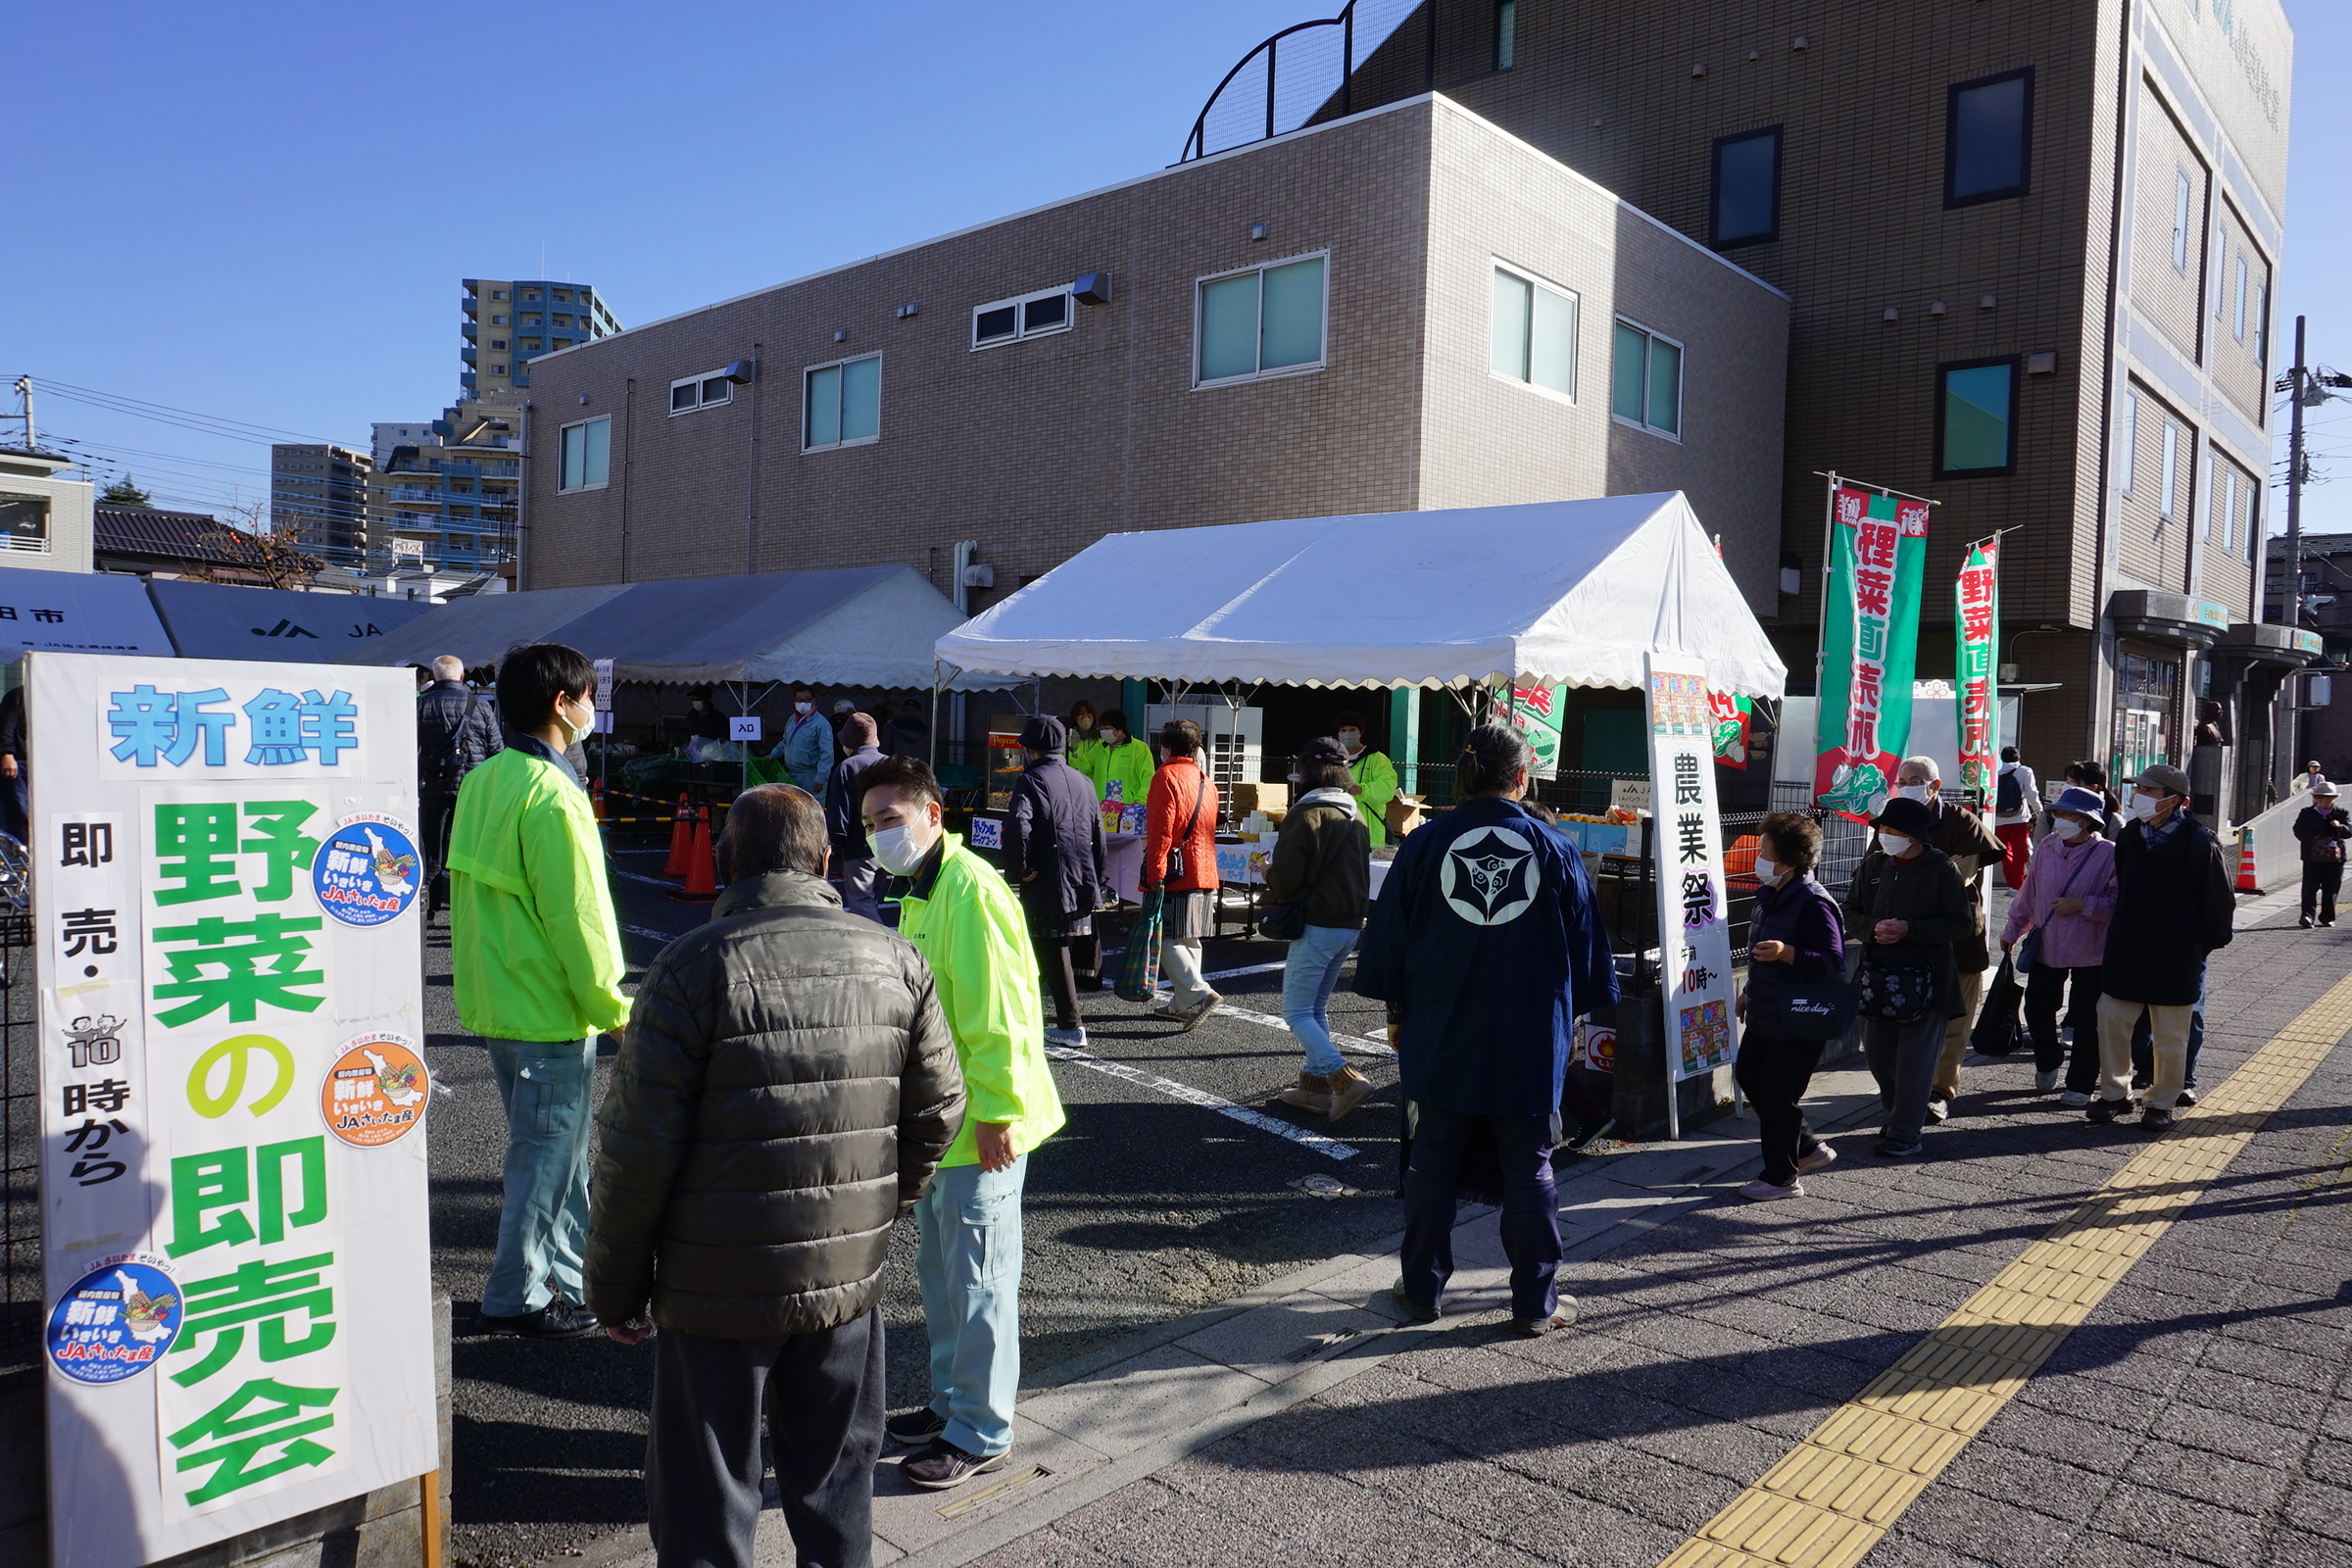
426,829 -> 1415,1568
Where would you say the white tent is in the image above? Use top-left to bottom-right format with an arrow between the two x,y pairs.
934,492 -> 1786,698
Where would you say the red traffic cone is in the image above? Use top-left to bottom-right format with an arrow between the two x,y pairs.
662,795 -> 694,877
591,780 -> 607,821
2236,829 -> 2260,893
670,811 -> 719,902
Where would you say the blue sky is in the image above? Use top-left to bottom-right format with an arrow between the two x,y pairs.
7,1 -> 2346,540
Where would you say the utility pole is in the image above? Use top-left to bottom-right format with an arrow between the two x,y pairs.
11,376 -> 30,452
2278,318 -> 2311,796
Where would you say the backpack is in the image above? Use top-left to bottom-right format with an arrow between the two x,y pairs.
1996,766 -> 2022,816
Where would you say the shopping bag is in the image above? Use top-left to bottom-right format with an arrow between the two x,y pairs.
1970,955 -> 2025,1057
1114,890 -> 1165,1002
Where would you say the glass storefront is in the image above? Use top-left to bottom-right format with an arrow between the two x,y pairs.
2111,646 -> 2180,784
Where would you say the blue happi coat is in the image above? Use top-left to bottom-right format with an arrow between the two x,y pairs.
1353,796 -> 1619,1116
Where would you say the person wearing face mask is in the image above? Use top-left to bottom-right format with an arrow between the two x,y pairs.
1090,708 -> 1156,808
448,643 -> 632,1339
1998,787 -> 2119,1102
1842,795 -> 1973,1158
1888,757 -> 2002,1123
1331,709 -> 1399,848
682,687 -> 729,748
1064,701 -> 1107,794
1144,719 -> 1224,1027
1264,737 -> 1375,1121
2064,760 -> 2123,840
858,757 -> 1065,1491
2293,778 -> 2350,928
1003,716 -> 1109,1046
770,686 -> 834,802
1992,746 -> 2042,889
1734,813 -> 1846,1199
2091,764 -> 2234,1131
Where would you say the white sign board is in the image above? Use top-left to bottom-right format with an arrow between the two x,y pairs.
32,653 -> 438,1568
591,659 -> 614,712
729,716 -> 762,743
1644,656 -> 1739,1110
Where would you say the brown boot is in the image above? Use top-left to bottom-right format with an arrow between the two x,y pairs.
1280,1073 -> 1337,1116
1326,1064 -> 1375,1121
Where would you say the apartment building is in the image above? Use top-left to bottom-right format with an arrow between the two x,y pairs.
463,279 -> 621,398
362,394 -> 525,577
1267,0 -> 2292,809
0,449 -> 93,573
270,443 -> 370,564
521,94 -> 1790,624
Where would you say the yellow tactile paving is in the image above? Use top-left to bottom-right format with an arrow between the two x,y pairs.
1657,972 -> 2352,1568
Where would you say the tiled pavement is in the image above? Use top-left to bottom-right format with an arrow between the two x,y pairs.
951,905 -> 2352,1568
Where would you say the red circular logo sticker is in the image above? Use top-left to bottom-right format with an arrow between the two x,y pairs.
319,1034 -> 430,1148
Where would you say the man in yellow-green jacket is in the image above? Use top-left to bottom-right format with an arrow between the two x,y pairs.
450,643 -> 632,1342
1335,707 -> 1400,847
859,755 -> 1066,1492
1093,708 -> 1157,808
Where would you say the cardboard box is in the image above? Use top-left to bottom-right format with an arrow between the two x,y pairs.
1228,781 -> 1289,815
1386,794 -> 1426,840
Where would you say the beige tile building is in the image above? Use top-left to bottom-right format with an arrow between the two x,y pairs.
519,94 -> 1788,630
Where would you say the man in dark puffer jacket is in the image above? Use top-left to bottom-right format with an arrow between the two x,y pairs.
587,783 -> 965,1568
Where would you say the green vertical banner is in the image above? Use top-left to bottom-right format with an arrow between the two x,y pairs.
1498,679 -> 1563,780
1813,486 -> 1932,819
1954,538 -> 2000,798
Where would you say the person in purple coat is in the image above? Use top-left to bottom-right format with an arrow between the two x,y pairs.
1003,715 -> 1109,1046
1734,813 -> 1848,1200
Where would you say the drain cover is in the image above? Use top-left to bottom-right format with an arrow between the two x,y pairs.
1291,1174 -> 1358,1199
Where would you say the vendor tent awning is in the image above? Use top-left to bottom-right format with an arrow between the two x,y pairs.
534,565 -> 981,687
333,583 -> 631,669
934,492 -> 1787,698
147,579 -> 436,662
0,565 -> 174,661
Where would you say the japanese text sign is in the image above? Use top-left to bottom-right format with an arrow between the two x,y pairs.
1814,487 -> 1930,820
1954,539 -> 2000,797
32,653 -> 437,1568
1645,658 -> 1738,1088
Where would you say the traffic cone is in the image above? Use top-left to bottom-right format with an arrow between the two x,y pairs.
2237,828 -> 2260,893
591,780 -> 606,821
670,811 -> 719,902
662,795 -> 693,877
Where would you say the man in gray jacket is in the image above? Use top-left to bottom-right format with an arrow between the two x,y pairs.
587,783 -> 965,1568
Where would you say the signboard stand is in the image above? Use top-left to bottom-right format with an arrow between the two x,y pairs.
31,653 -> 438,1568
1644,655 -> 1739,1141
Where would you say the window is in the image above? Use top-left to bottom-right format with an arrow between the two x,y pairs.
2172,168 -> 2194,273
1610,318 -> 1683,437
971,285 -> 1073,349
554,314 -> 572,327
1490,265 -> 1577,400
1935,358 -> 2019,476
2224,467 -> 2239,551
1710,128 -> 1783,248
490,339 -> 507,351
523,290 -> 541,301
1945,69 -> 2034,206
1494,0 -> 1516,70
491,290 -> 507,301
805,354 -> 881,451
553,290 -> 570,303
491,315 -> 507,326
2205,448 -> 2222,540
490,364 -> 507,375
523,315 -> 543,327
2120,389 -> 2138,497
559,416 -> 611,492
2159,420 -> 2180,520
669,369 -> 736,415
1195,254 -> 1328,386
2245,473 -> 2260,560
2233,255 -> 2249,342
2255,281 -> 2270,366
521,340 -> 542,352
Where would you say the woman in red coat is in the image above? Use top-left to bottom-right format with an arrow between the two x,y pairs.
1143,718 -> 1221,1029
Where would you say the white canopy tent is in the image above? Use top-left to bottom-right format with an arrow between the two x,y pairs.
934,492 -> 1786,699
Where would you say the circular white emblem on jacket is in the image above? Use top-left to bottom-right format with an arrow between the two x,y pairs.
1441,826 -> 1541,926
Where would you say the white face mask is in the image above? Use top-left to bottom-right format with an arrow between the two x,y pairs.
1338,731 -> 1362,752
1753,854 -> 1780,884
1895,783 -> 1935,803
2128,792 -> 2165,821
1103,732 -> 1124,748
1286,771 -> 1302,784
795,702 -> 813,715
1878,832 -> 1913,858
869,821 -> 934,876
555,694 -> 591,747
2053,817 -> 2086,841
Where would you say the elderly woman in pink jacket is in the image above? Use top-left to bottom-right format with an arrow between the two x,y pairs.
1999,785 -> 2119,1104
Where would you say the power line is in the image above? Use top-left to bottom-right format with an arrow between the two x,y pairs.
22,376 -> 350,446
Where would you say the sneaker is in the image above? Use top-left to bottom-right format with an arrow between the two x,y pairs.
2326,920 -> 2337,929
2035,1069 -> 2062,1093
2060,1090 -> 2095,1107
1389,1278 -> 1439,1324
1325,1064 -> 1376,1121
1149,1002 -> 1188,1022
2300,915 -> 2316,929
1179,993 -> 1224,1033
1740,1177 -> 1805,1200
2141,1106 -> 2177,1132
901,1440 -> 1009,1492
1796,1144 -> 1838,1175
2179,1087 -> 2200,1106
1874,1138 -> 1925,1158
1042,1026 -> 1087,1049
1565,1116 -> 1619,1153
480,1297 -> 601,1340
1925,1097 -> 1951,1124
2086,1097 -> 2136,1124
1511,1299 -> 1580,1337
885,1408 -> 948,1448
1279,1073 -> 1338,1117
